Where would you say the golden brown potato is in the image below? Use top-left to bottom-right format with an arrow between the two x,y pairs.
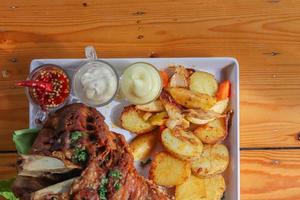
149,152 -> 191,187
161,128 -> 203,160
204,174 -> 226,200
136,100 -> 165,112
175,175 -> 206,200
189,71 -> 218,96
175,174 -> 226,200
191,144 -> 229,178
129,131 -> 157,161
121,105 -> 156,134
148,111 -> 168,126
209,98 -> 229,114
167,87 -> 216,110
194,118 -> 227,144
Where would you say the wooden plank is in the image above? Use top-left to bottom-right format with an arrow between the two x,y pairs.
0,153 -> 17,179
241,149 -> 300,200
0,0 -> 300,150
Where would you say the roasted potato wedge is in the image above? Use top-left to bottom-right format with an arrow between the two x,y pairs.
209,98 -> 229,114
167,88 -> 216,110
129,131 -> 157,161
121,106 -> 156,134
148,111 -> 168,126
189,71 -> 218,96
161,128 -> 203,160
175,175 -> 206,200
175,174 -> 226,200
194,117 -> 227,144
149,152 -> 191,187
204,174 -> 226,200
191,144 -> 229,178
136,100 -> 165,112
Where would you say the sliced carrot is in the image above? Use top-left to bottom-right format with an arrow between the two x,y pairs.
159,71 -> 169,88
216,80 -> 231,101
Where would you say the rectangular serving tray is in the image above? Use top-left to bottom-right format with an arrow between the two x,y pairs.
30,57 -> 240,200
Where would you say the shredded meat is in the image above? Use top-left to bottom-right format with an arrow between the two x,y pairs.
28,103 -> 170,200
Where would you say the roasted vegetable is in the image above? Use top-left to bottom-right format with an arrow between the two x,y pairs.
169,73 -> 189,88
136,100 -> 165,112
189,71 -> 218,96
216,80 -> 231,101
209,98 -> 229,114
185,109 -> 223,125
169,66 -> 191,88
167,87 -> 216,110
129,131 -> 157,161
160,71 -> 170,88
176,174 -> 225,200
121,106 -> 156,134
194,117 -> 227,144
160,90 -> 189,129
204,174 -> 226,200
191,144 -> 229,178
175,175 -> 206,200
149,152 -> 191,187
148,112 -> 168,126
161,128 -> 203,160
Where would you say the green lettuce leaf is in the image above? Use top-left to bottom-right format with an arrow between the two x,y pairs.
0,178 -> 18,200
13,128 -> 40,154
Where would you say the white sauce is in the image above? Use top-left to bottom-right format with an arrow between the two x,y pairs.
75,61 -> 118,105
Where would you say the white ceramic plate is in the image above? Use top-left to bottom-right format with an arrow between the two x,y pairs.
29,57 -> 240,200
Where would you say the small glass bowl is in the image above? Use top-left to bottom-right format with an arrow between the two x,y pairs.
120,62 -> 162,105
26,64 -> 71,111
72,60 -> 119,107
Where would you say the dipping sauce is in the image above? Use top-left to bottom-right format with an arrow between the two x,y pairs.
120,62 -> 162,105
27,65 -> 70,109
73,61 -> 118,106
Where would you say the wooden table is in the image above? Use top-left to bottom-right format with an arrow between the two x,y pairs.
0,1 -> 300,199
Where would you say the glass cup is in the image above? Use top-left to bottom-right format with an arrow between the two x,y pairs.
72,46 -> 119,107
120,62 -> 162,105
25,64 -> 70,125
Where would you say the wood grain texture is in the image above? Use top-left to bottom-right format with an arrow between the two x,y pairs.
241,149 -> 300,200
0,153 -> 17,179
1,0 -> 299,149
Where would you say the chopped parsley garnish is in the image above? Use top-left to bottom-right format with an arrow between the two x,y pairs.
70,131 -> 83,143
108,169 -> 122,179
98,177 -> 108,200
113,181 -> 121,191
72,147 -> 88,164
108,169 -> 122,191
